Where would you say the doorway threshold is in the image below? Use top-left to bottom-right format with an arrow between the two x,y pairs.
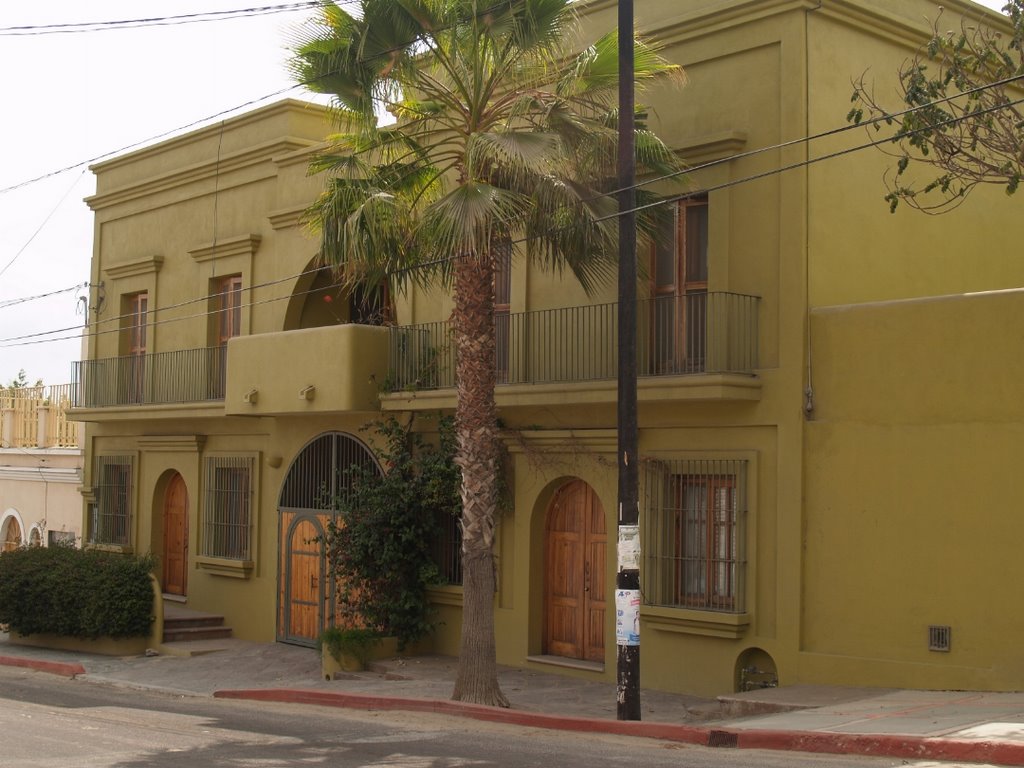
526,654 -> 604,673
162,593 -> 187,604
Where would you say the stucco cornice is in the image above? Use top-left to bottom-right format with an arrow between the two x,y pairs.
0,466 -> 82,484
104,255 -> 164,279
674,130 -> 748,164
86,137 -> 317,211
189,234 -> 262,263
818,0 -> 1013,50
577,0 -> 1010,49
502,429 -> 619,454
89,99 -> 328,174
268,206 -> 308,231
137,435 -> 207,453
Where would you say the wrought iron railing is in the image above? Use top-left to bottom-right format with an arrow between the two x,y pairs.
0,383 -> 80,448
72,346 -> 228,408
387,292 -> 759,391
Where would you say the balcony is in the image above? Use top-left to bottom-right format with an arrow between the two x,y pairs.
0,384 -> 80,449
223,324 -> 389,415
72,346 -> 228,410
71,324 -> 392,418
384,292 -> 760,408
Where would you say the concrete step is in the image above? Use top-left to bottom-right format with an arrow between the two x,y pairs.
163,615 -> 227,631
162,625 -> 233,643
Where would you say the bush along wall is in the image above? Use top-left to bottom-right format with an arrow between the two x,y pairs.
0,545 -> 155,639
322,414 -> 461,651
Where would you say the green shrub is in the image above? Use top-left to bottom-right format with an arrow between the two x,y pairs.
0,545 -> 155,639
322,414 -> 460,650
318,626 -> 381,668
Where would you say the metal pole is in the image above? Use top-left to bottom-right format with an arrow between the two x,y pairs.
615,0 -> 641,722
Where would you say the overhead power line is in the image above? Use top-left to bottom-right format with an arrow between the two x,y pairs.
7,86 -> 1023,350
0,2 -> 323,36
0,283 -> 90,311
0,170 -> 88,279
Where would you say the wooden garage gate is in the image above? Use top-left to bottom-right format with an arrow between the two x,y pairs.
276,432 -> 380,646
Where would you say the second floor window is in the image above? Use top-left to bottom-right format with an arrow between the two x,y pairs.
215,275 -> 242,345
122,291 -> 148,356
650,197 -> 708,374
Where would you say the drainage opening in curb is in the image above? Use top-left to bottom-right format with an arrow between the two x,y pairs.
708,730 -> 739,748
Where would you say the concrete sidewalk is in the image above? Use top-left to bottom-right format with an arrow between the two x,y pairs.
4,631 -> 1024,766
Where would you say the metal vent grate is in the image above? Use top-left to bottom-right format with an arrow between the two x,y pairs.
928,625 -> 952,652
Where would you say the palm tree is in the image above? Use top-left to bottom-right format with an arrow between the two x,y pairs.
290,0 -> 684,707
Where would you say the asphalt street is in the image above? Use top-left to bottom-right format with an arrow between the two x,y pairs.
0,666 -> 912,768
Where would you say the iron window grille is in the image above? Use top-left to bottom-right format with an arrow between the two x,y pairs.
90,455 -> 133,546
643,458 -> 748,612
202,456 -> 255,561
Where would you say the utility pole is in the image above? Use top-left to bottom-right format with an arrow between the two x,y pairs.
615,0 -> 641,722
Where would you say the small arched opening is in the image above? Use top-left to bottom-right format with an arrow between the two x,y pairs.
282,261 -> 390,332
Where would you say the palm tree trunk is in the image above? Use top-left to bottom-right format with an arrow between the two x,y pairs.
450,252 -> 509,708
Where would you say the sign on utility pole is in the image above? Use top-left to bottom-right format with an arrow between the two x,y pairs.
615,0 -> 641,722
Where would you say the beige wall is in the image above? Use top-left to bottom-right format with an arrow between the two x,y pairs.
0,449 -> 83,547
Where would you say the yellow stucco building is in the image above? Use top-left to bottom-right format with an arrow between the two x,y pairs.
72,0 -> 1024,697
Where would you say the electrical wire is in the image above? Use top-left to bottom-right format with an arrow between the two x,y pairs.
7,85 -> 1022,349
0,170 -> 88,279
4,36 -> 1023,345
0,3 -> 325,36
8,82 -> 1024,344
0,283 -> 90,311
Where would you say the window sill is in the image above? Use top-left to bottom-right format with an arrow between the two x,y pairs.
426,585 -> 463,607
196,556 -> 253,579
641,605 -> 750,639
86,543 -> 133,555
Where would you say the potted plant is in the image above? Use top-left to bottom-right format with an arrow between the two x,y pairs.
319,626 -> 382,678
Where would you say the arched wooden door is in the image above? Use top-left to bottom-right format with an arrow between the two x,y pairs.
277,432 -> 381,647
544,479 -> 606,663
162,473 -> 189,596
2,516 -> 22,553
280,514 -> 326,645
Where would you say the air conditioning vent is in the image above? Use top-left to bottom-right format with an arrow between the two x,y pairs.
928,625 -> 951,652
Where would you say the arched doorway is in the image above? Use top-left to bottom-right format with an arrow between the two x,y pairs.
1,514 -> 23,553
544,479 -> 607,663
277,432 -> 381,646
162,473 -> 189,596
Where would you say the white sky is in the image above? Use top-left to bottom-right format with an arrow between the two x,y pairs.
0,0 -> 1010,386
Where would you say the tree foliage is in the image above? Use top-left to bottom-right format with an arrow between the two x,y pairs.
849,1 -> 1024,213
290,0 -> 685,706
321,415 -> 461,651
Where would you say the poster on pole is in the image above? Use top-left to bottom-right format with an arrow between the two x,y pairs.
617,524 -> 640,570
615,589 -> 640,646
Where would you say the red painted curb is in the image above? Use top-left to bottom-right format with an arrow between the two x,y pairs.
214,688 -> 1024,766
0,655 -> 86,678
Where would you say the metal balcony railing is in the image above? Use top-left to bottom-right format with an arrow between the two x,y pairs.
72,346 -> 228,408
387,292 -> 759,392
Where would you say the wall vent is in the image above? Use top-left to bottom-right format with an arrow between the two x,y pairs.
928,625 -> 952,652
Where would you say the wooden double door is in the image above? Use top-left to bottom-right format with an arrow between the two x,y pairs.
544,480 -> 607,663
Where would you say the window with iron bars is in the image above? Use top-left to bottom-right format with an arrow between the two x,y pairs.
643,459 -> 747,612
90,455 -> 133,546
432,511 -> 462,585
202,456 -> 254,561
